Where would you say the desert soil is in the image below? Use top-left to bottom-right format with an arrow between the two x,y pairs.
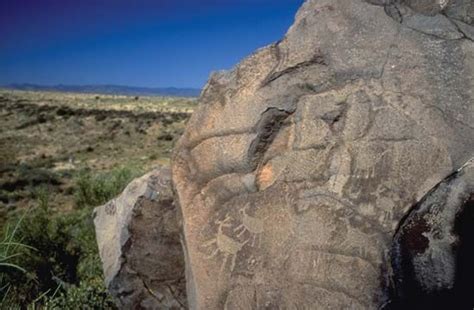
0,90 -> 195,222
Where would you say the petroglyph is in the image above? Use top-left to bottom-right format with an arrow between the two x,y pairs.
234,204 -> 266,247
328,146 -> 352,194
345,145 -> 391,201
203,216 -> 248,273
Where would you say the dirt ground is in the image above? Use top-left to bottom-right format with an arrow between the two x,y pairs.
0,90 -> 195,219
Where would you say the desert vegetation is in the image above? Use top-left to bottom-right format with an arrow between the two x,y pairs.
0,90 -> 195,308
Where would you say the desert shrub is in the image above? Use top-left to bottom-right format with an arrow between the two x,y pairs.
0,166 -> 143,308
43,277 -> 111,308
0,211 -> 35,306
74,166 -> 142,208
0,199 -> 115,308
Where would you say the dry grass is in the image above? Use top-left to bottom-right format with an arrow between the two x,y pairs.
0,89 -> 196,113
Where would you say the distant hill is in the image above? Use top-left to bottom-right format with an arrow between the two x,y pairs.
3,83 -> 201,97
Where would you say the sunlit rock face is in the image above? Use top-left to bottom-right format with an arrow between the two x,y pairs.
172,0 -> 474,308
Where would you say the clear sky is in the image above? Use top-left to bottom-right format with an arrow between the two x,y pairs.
0,0 -> 304,89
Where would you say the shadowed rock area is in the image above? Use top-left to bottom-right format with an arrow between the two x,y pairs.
171,0 -> 474,308
94,167 -> 186,309
388,159 -> 474,309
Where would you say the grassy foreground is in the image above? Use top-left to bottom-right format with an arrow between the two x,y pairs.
0,90 -> 195,308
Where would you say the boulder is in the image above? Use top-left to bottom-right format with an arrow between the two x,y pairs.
172,0 -> 474,308
94,167 -> 186,309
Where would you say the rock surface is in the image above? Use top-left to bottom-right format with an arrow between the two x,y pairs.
172,0 -> 474,308
388,158 -> 474,309
94,167 -> 186,309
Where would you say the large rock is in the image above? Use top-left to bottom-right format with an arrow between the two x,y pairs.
172,0 -> 474,308
94,167 -> 186,309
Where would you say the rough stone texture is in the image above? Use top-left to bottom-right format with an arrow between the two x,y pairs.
388,159 -> 474,309
387,0 -> 474,40
94,167 -> 186,309
172,0 -> 474,308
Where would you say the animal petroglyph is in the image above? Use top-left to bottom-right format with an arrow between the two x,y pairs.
234,204 -> 266,247
346,148 -> 390,200
328,146 -> 352,194
203,216 -> 248,273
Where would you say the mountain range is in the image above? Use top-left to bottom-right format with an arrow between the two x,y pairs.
2,83 -> 201,97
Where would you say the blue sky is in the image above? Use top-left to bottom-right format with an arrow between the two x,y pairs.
0,0 -> 303,88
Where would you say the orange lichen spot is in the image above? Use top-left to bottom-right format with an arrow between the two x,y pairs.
257,163 -> 275,190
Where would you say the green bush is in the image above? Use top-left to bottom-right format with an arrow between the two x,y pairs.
0,211 -> 36,306
43,277 -> 112,309
0,202 -> 115,308
0,165 -> 142,308
74,166 -> 142,208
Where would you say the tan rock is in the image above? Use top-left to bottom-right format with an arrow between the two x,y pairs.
172,0 -> 474,308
